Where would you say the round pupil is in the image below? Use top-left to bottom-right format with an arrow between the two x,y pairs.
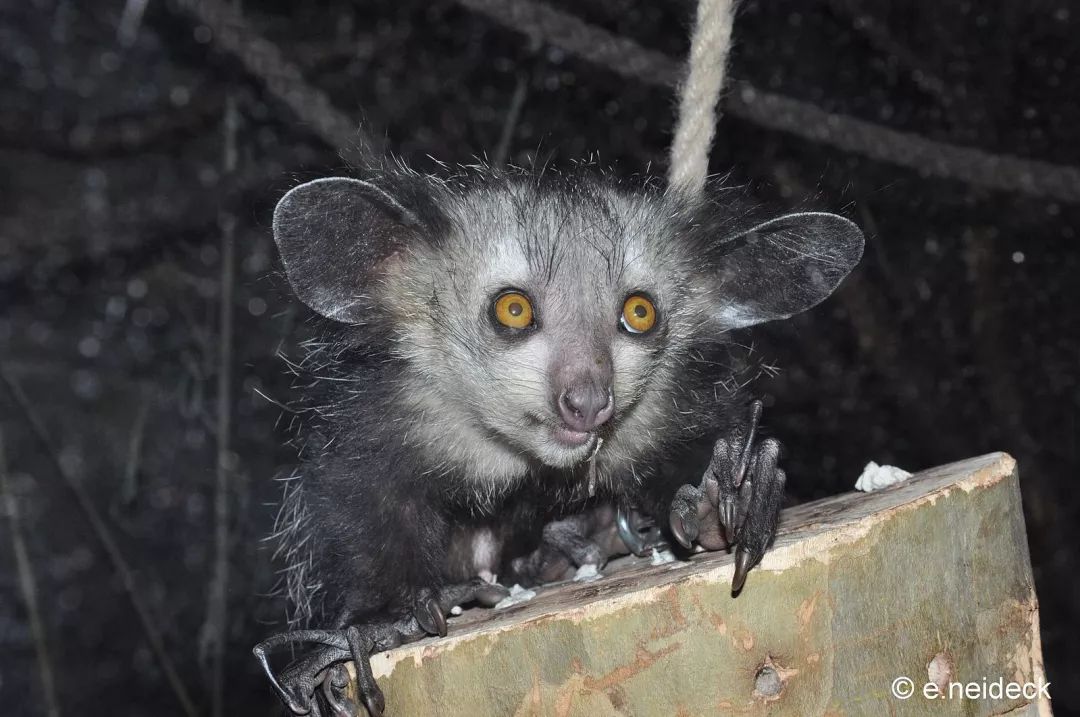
633,304 -> 648,318
508,301 -> 523,317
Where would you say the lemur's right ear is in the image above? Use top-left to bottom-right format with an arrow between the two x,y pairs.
272,177 -> 419,323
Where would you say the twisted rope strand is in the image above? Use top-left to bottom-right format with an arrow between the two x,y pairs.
668,0 -> 737,195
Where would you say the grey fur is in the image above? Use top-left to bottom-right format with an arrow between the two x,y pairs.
269,163 -> 864,627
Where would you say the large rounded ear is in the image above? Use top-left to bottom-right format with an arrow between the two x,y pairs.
272,177 -> 419,323
708,212 -> 864,330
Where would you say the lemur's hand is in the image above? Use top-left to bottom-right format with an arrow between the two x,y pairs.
254,579 -> 507,716
668,400 -> 786,595
509,504 -> 653,584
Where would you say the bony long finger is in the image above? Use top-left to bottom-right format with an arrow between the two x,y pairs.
345,626 -> 386,717
733,399 -> 764,488
731,449 -> 786,595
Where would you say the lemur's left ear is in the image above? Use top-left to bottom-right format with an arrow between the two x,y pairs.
707,212 -> 864,330
272,177 -> 422,323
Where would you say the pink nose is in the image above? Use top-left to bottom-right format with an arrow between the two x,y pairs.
558,384 -> 614,431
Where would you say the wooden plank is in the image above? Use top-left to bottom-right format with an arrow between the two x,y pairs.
343,452 -> 1049,716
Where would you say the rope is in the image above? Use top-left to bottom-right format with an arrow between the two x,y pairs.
667,0 -> 736,196
455,0 -> 1080,203
172,0 -> 371,156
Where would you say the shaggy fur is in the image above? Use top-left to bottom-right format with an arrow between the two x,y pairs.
267,163 -> 863,629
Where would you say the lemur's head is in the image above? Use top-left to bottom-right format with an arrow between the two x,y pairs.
273,169 -> 863,483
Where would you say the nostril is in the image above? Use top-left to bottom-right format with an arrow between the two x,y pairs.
596,392 -> 615,422
559,390 -> 584,420
558,386 -> 614,430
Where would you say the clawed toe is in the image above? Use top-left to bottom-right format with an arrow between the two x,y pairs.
255,618 -> 418,717
668,483 -> 705,549
666,399 -> 786,593
413,592 -> 448,638
731,548 -> 753,595
320,663 -> 357,717
255,579 -> 514,716
436,578 -> 509,614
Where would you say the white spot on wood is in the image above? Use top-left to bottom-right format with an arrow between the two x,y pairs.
494,584 -> 536,609
855,461 -> 912,492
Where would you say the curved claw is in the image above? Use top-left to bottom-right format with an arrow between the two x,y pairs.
273,682 -> 310,716
321,664 -> 356,717
470,581 -> 511,606
669,511 -> 695,550
669,397 -> 783,594
345,626 -> 387,717
732,547 -> 753,595
616,506 -> 648,555
416,596 -> 448,638
436,578 -> 510,613
361,693 -> 385,717
669,482 -> 706,551
253,631 -> 350,715
718,497 -> 737,546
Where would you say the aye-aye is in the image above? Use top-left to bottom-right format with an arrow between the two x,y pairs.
254,166 -> 863,717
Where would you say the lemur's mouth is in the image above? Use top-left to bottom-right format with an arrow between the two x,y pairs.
522,413 -> 611,454
552,424 -> 593,448
552,418 -> 616,452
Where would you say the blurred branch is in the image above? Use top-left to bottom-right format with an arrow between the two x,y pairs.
0,93 -> 225,160
0,367 -> 199,717
1,431 -> 61,717
121,388 -> 151,508
172,0 -> 374,160
0,159 -> 276,302
491,72 -> 528,168
855,200 -> 898,293
117,0 -> 151,47
203,74 -> 240,717
824,0 -> 952,103
455,0 -> 681,86
455,0 -> 1080,202
961,229 -> 1036,453
959,227 -> 1060,539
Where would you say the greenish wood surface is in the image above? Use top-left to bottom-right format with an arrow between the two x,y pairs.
341,453 -> 1048,716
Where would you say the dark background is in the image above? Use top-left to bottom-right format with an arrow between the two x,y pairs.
1,0 -> 1077,714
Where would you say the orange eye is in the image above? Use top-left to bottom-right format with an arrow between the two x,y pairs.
494,291 -> 534,329
621,294 -> 656,334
